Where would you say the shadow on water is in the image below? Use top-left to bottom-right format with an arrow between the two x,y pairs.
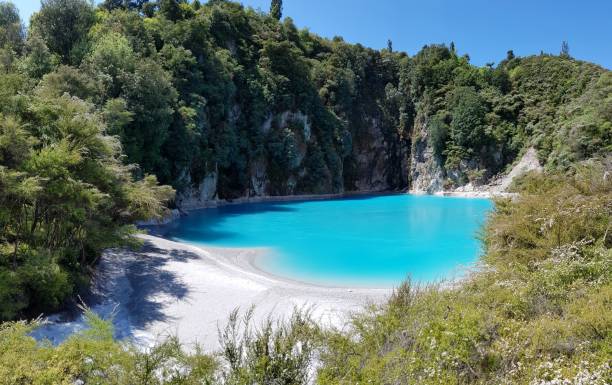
145,194 -> 411,244
198,200 -> 299,215
146,201 -> 299,243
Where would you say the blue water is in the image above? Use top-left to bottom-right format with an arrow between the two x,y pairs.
158,194 -> 492,286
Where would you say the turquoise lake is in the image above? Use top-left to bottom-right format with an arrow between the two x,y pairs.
158,194 -> 493,286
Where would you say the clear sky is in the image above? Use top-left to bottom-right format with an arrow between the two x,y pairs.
14,0 -> 612,69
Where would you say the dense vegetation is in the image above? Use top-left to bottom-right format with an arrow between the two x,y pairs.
2,0 -> 609,200
0,0 -> 610,383
0,0 -> 174,321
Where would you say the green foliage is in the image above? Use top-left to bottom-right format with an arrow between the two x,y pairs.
218,307 -> 318,384
429,114 -> 449,158
121,59 -> 177,174
549,72 -> 612,168
270,0 -> 282,20
0,309 -> 217,384
14,0 -> 606,199
0,85 -> 173,319
0,7 -> 610,385
160,0 -> 186,22
30,0 -> 95,62
0,306 -> 321,385
18,34 -> 59,79
448,86 -> 488,151
84,31 -> 136,97
36,65 -> 102,102
560,41 -> 570,58
0,1 -> 24,51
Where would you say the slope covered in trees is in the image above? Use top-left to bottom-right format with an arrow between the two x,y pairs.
2,0 -> 608,204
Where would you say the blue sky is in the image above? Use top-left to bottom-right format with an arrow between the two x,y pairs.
15,0 -> 612,69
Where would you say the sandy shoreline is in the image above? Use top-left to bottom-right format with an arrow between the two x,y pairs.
33,234 -> 391,351
431,190 -> 516,199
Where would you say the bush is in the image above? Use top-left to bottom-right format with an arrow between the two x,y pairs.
0,306 -> 321,385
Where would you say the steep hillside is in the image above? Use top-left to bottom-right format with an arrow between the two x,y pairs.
4,0 -> 607,208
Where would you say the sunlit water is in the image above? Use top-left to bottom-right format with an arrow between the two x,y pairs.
156,194 -> 492,286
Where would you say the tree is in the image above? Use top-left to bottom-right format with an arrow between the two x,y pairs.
83,32 -> 136,98
560,40 -> 570,58
102,0 -> 152,10
0,1 -> 24,50
270,0 -> 282,20
506,49 -> 515,60
159,0 -> 183,21
429,115 -> 449,158
0,93 -> 173,319
29,0 -> 95,62
101,0 -> 125,10
19,34 -> 58,78
37,65 -> 103,103
448,86 -> 487,151
142,2 -> 156,17
121,59 -> 177,174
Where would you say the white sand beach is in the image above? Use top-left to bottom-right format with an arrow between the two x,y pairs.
33,234 -> 391,351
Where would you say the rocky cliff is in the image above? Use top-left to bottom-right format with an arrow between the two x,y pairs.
175,108 -> 533,209
176,109 -> 409,208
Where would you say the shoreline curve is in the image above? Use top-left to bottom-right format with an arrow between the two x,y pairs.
33,234 -> 392,351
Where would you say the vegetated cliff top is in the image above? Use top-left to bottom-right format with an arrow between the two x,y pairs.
10,0 -> 610,199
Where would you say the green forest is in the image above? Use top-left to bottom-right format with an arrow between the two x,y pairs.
0,0 -> 610,384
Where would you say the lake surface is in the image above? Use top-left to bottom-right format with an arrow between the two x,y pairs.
158,194 -> 492,286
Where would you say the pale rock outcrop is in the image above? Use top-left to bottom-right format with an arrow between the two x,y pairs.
260,110 -> 311,140
279,110 -> 311,141
409,118 -> 445,193
175,110 -> 542,209
176,167 -> 219,209
490,147 -> 543,192
250,158 -> 269,197
352,117 -> 391,191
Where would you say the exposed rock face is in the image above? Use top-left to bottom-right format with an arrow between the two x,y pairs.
250,158 -> 268,197
174,109 -> 538,209
176,166 -> 218,209
490,147 -> 543,192
174,109 -> 410,208
352,117 -> 392,192
279,111 -> 311,141
409,117 -> 445,193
